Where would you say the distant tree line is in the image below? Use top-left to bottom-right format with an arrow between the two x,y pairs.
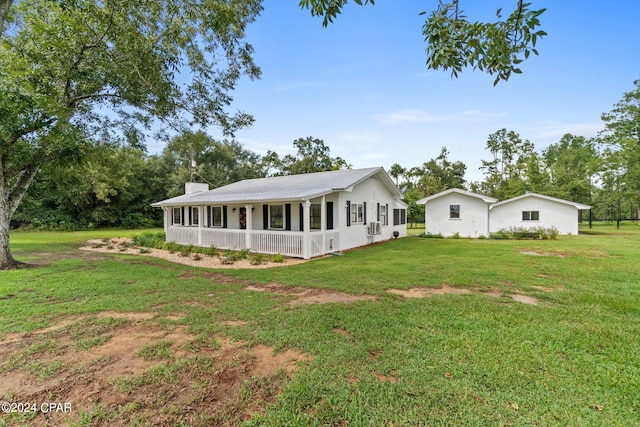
13,80 -> 640,230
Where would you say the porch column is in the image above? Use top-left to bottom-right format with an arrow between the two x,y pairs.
303,200 -> 311,259
321,195 -> 326,254
198,206 -> 204,246
245,204 -> 253,251
163,207 -> 169,233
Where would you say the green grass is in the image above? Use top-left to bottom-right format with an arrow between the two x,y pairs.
2,225 -> 640,425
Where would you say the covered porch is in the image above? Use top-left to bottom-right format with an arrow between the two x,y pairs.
166,227 -> 340,259
162,198 -> 339,259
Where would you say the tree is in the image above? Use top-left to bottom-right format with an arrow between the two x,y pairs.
543,134 -> 599,204
478,128 -> 534,198
415,147 -> 467,197
299,0 -> 546,85
388,163 -> 407,186
265,137 -> 351,176
599,79 -> 640,221
0,0 -> 261,268
162,130 -> 266,197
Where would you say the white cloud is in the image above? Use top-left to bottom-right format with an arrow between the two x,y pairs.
377,108 -> 505,125
337,130 -> 381,143
526,122 -> 604,141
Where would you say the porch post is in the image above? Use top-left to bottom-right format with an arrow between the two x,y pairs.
245,204 -> 253,251
198,206 -> 203,246
163,207 -> 169,233
321,195 -> 326,254
303,200 -> 311,259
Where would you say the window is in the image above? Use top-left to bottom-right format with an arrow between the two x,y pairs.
208,206 -> 223,227
191,207 -> 199,226
351,203 -> 364,224
270,205 -> 284,229
172,207 -> 181,225
310,204 -> 321,230
393,208 -> 407,225
522,210 -> 540,221
380,205 -> 387,226
450,204 -> 460,219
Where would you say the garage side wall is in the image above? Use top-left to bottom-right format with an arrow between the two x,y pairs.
425,193 -> 491,238
490,197 -> 579,235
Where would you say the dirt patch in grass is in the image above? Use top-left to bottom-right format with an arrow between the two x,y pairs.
519,249 -> 610,258
510,294 -> 539,305
0,313 -> 308,426
520,250 -> 568,257
387,286 -> 540,306
387,285 -> 472,298
245,282 -> 377,306
81,238 -> 308,269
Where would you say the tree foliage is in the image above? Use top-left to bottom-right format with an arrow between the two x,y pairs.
0,0 -> 262,268
299,0 -> 546,85
265,137 -> 351,176
599,79 -> 640,220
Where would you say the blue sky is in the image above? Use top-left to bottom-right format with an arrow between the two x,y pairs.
153,1 -> 640,183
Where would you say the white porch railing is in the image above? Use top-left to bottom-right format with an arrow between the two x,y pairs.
251,230 -> 303,257
166,226 -> 340,259
166,227 -> 199,246
201,228 -> 245,250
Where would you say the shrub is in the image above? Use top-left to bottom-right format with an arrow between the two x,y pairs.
271,253 -> 285,263
418,232 -> 444,239
493,226 -> 560,240
132,231 -> 166,249
250,252 -> 267,265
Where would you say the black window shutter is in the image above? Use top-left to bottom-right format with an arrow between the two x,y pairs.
181,207 -> 185,225
393,209 -> 399,226
327,202 -> 334,230
263,205 -> 268,229
386,204 -> 389,225
285,203 -> 291,231
299,203 -> 304,231
346,201 -> 351,227
207,206 -> 211,227
223,206 -> 228,228
363,202 -> 367,225
377,203 -> 380,221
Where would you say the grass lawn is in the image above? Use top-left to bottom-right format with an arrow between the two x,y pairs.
1,225 -> 639,426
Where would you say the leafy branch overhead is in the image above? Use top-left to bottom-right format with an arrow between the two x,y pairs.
299,0 -> 547,85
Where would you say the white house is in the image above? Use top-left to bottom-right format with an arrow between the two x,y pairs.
416,189 -> 498,238
490,193 -> 591,235
151,167 -> 408,259
417,189 -> 591,237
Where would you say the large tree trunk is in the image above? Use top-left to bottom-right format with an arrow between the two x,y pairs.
0,208 -> 20,269
0,164 -> 39,270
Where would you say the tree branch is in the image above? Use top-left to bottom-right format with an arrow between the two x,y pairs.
0,0 -> 12,35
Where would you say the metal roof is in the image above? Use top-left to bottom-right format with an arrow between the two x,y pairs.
152,167 -> 401,207
490,193 -> 592,210
416,188 -> 498,205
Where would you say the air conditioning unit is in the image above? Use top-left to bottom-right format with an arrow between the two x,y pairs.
368,221 -> 381,235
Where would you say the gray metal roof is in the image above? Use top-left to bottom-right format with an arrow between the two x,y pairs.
152,167 -> 401,207
416,188 -> 498,205
490,193 -> 592,210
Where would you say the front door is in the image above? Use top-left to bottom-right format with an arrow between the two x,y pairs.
239,207 -> 247,229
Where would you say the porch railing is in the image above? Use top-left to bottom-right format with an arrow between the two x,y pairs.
166,227 -> 339,259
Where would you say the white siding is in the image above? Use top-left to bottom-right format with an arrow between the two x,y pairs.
490,197 -> 580,235
161,175 -> 406,258
337,177 -> 407,251
425,193 -> 491,238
